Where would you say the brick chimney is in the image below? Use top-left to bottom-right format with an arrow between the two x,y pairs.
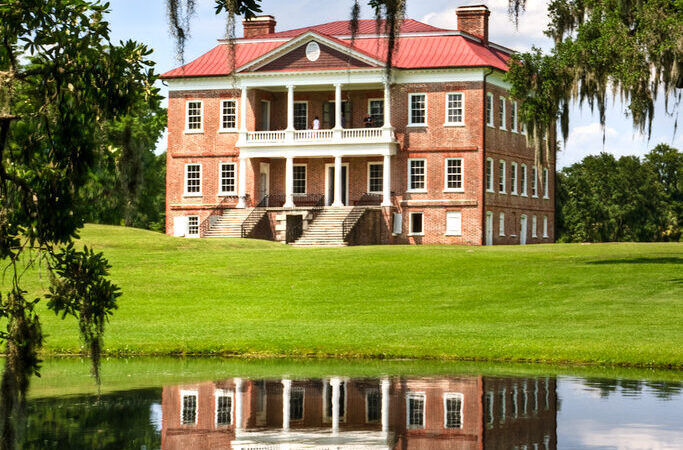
456,5 -> 490,45
242,15 -> 276,38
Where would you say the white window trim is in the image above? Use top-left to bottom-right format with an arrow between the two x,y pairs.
408,93 -> 428,127
218,99 -> 238,132
499,212 -> 505,236
214,388 -> 234,427
185,100 -> 203,133
499,159 -> 506,194
408,212 -> 425,236
445,210 -> 462,236
444,158 -> 464,192
532,167 -> 539,198
180,389 -> 199,425
407,158 -> 427,193
367,98 -> 384,126
218,161 -> 237,196
499,96 -> 506,130
511,100 -> 518,133
543,216 -> 549,238
292,163 -> 307,195
543,168 -> 550,199
520,164 -> 528,197
290,386 -> 305,421
532,215 -> 538,238
486,93 -> 494,127
367,161 -> 383,194
293,100 -> 309,130
444,92 -> 465,126
443,392 -> 464,429
406,392 -> 426,429
186,215 -> 200,238
510,162 -> 518,195
365,388 -> 381,423
486,157 -> 494,193
184,163 -> 202,197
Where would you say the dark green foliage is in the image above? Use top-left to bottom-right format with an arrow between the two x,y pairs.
556,146 -> 681,242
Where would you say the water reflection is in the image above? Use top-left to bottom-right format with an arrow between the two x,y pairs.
162,376 -> 557,449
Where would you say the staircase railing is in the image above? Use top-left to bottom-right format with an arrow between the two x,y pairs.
341,205 -> 368,240
240,195 -> 270,238
199,195 -> 241,236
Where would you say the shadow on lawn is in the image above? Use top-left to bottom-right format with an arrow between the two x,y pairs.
587,257 -> 682,265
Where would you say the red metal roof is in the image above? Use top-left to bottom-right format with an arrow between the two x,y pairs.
161,19 -> 511,78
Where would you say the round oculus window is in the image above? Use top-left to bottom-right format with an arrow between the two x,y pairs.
305,42 -> 320,62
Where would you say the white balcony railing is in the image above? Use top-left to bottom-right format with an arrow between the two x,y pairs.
239,128 -> 393,147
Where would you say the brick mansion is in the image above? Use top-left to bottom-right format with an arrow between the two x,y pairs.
161,5 -> 555,246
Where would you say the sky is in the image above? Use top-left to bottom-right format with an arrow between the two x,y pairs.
106,0 -> 681,168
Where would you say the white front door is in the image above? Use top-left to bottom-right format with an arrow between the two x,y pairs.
485,212 -> 493,246
259,163 -> 270,206
520,215 -> 527,245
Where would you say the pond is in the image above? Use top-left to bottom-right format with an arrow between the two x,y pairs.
16,358 -> 683,449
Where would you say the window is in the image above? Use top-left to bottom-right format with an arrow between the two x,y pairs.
499,388 -> 507,423
533,380 -> 539,413
293,165 -> 306,195
220,100 -> 237,130
532,215 -> 538,238
543,168 -> 549,199
543,216 -> 549,238
293,101 -> 308,130
409,93 -> 426,126
368,163 -> 383,193
445,158 -> 463,191
187,216 -> 199,238
486,93 -> 494,127
409,212 -> 424,235
215,390 -> 233,426
185,164 -> 201,195
511,101 -> 518,132
406,393 -> 425,429
486,158 -> 494,192
445,92 -> 464,125
511,162 -> 518,195
366,389 -> 381,423
499,160 -> 506,193
486,391 -> 495,426
499,97 -> 506,130
219,162 -> 236,194
512,386 -> 519,418
444,393 -> 463,429
520,164 -> 528,196
499,212 -> 505,236
521,122 -> 527,135
531,167 -> 538,197
446,211 -> 462,236
290,387 -> 304,421
181,390 -> 198,425
408,159 -> 426,191
186,101 -> 203,131
522,382 -> 528,415
369,99 -> 384,127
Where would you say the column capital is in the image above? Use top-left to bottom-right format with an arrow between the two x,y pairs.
334,82 -> 343,88
286,84 -> 295,90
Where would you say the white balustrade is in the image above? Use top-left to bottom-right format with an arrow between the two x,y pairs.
244,127 -> 390,145
293,129 -> 334,142
342,128 -> 383,140
246,131 -> 286,143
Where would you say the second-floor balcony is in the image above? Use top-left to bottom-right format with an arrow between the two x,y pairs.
241,127 -> 394,147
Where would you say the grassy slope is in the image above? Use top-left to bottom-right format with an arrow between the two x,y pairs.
8,224 -> 682,367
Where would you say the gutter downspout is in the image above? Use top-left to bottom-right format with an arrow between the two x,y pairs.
481,67 -> 494,245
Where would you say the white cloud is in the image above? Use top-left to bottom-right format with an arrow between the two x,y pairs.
572,420 -> 683,450
421,0 -> 553,51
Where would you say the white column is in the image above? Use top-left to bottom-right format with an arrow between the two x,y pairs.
240,87 -> 248,131
382,154 -> 391,207
282,379 -> 291,431
383,82 -> 392,128
236,157 -> 248,208
381,377 -> 390,434
286,85 -> 295,131
234,378 -> 244,430
284,156 -> 294,208
334,83 -> 343,129
332,156 -> 343,207
331,378 -> 341,435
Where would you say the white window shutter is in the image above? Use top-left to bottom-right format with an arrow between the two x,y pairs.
446,211 -> 462,235
393,213 -> 403,235
173,216 -> 189,237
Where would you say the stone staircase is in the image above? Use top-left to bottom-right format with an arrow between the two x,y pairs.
292,207 -> 368,247
204,208 -> 260,238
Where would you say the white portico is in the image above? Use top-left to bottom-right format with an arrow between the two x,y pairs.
234,71 -> 397,209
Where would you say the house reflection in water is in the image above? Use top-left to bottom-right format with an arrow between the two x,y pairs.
161,376 -> 557,449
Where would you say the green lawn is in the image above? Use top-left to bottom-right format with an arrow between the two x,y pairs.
7,224 -> 682,368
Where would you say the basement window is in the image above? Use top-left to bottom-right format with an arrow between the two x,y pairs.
409,212 -> 424,236
187,216 -> 199,238
446,211 -> 462,236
